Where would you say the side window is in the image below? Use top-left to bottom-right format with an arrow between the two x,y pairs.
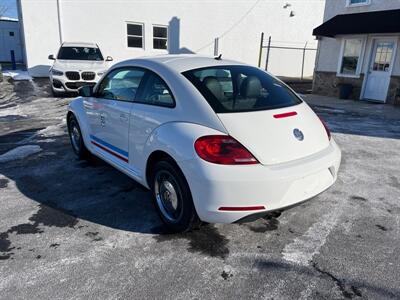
136,72 -> 175,107
97,68 -> 145,101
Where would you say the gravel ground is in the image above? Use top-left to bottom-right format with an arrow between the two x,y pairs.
0,78 -> 399,300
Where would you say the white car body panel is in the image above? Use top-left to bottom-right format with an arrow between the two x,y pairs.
179,139 -> 340,223
217,102 -> 330,165
68,54 -> 341,224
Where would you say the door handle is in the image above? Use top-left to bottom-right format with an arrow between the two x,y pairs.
100,113 -> 106,127
119,113 -> 129,122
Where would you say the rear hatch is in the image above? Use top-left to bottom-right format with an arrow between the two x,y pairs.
217,102 -> 330,165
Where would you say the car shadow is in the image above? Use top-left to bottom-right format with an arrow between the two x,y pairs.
0,131 -> 164,235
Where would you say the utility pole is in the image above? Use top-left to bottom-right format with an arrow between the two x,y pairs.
214,38 -> 219,56
258,32 -> 264,68
265,36 -> 271,71
301,41 -> 308,80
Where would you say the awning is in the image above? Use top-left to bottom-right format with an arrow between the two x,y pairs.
313,9 -> 400,37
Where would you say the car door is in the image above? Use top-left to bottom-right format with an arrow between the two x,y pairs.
86,67 -> 145,166
363,39 -> 397,102
129,70 -> 176,173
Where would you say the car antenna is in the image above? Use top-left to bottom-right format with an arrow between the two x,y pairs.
214,54 -> 222,60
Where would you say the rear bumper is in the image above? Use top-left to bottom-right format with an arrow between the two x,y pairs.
180,138 -> 341,224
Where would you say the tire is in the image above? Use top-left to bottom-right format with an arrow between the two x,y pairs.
151,158 -> 201,233
68,114 -> 90,159
52,88 -> 65,98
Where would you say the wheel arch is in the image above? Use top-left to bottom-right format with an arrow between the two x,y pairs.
140,122 -> 227,188
66,101 -> 91,152
66,110 -> 74,126
145,150 -> 177,189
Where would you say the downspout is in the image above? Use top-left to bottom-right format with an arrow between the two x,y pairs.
16,0 -> 28,69
56,0 -> 63,45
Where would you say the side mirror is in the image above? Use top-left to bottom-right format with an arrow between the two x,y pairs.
48,54 -> 55,60
78,85 -> 94,97
106,56 -> 113,62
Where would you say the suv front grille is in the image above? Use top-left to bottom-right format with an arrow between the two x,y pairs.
65,82 -> 95,90
81,71 -> 96,81
66,71 -> 80,80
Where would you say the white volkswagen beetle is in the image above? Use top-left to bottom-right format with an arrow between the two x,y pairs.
67,55 -> 341,232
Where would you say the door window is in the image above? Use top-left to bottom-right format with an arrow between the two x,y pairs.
97,68 -> 145,101
372,42 -> 394,72
136,72 -> 175,107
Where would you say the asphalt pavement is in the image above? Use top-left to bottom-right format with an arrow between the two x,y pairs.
0,78 -> 399,299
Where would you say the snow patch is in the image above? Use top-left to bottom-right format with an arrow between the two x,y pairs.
37,124 -> 65,137
2,70 -> 32,81
282,202 -> 344,266
0,105 -> 28,117
0,145 -> 42,163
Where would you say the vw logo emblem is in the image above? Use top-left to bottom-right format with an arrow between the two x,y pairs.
293,128 -> 304,141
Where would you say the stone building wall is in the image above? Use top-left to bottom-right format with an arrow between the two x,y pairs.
312,71 -> 364,100
388,76 -> 400,105
313,71 -> 400,104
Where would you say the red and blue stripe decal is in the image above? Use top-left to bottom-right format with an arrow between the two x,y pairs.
90,135 -> 129,163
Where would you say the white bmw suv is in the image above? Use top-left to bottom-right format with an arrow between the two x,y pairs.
48,42 -> 113,96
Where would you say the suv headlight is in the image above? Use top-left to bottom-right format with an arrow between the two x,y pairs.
51,69 -> 64,76
97,70 -> 106,76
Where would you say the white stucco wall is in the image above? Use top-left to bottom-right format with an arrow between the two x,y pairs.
315,0 -> 400,76
0,20 -> 23,62
19,0 -> 325,77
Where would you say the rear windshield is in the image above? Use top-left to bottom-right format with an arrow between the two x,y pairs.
182,65 -> 302,113
57,47 -> 104,61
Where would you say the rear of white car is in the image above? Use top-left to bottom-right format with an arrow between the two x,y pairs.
67,55 -> 341,232
49,42 -> 111,95
181,64 -> 341,223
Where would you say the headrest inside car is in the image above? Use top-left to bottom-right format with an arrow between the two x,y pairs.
203,76 -> 225,100
240,76 -> 262,98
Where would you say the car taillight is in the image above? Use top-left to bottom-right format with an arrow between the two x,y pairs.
194,135 -> 259,165
319,117 -> 331,140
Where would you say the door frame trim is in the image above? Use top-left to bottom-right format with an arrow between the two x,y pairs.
360,35 -> 399,103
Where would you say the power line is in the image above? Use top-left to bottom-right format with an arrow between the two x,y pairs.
196,0 -> 262,52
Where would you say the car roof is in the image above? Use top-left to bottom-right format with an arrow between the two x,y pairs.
117,54 -> 246,73
61,42 -> 98,48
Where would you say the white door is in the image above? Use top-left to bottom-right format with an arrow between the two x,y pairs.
363,39 -> 397,102
86,67 -> 145,165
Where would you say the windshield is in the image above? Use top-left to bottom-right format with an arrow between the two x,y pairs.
183,65 -> 302,113
57,47 -> 104,61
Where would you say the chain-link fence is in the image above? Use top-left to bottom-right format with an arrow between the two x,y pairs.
257,33 -> 318,80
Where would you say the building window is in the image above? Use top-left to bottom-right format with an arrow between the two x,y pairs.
9,31 -> 14,37
338,38 -> 364,76
346,0 -> 371,7
153,26 -> 168,50
127,23 -> 144,48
